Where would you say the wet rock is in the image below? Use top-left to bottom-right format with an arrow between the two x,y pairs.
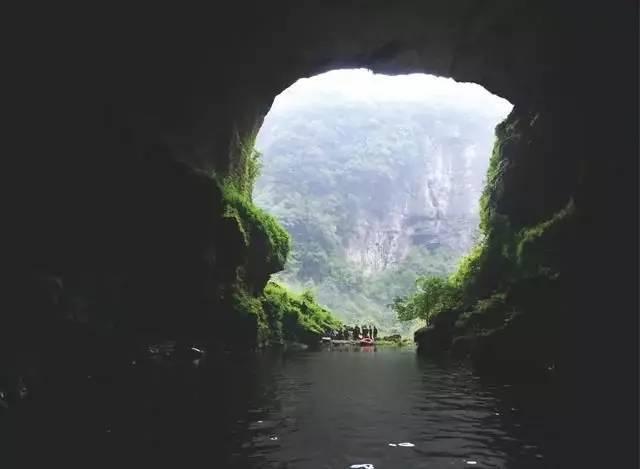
415,308 -> 461,355
414,326 -> 449,356
451,335 -> 476,360
283,342 -> 308,352
469,313 -> 553,380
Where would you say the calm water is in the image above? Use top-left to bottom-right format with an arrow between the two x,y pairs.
5,346 -> 555,468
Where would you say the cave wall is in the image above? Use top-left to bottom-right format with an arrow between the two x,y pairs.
3,4 -> 637,460
4,1 -> 635,330
5,0 -> 552,339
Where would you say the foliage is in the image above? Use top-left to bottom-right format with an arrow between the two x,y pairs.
230,286 -> 269,346
261,281 -> 342,345
454,292 -> 510,333
213,127 -> 295,348
222,183 -> 290,270
254,93 -> 504,335
516,197 -> 576,276
277,246 -> 458,336
227,125 -> 263,200
396,110 -> 577,331
479,112 -> 519,232
214,124 -> 290,271
392,275 -> 462,324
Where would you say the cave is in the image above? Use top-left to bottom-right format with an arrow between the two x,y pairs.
3,2 -> 637,466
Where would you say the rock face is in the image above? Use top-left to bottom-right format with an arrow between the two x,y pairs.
341,135 -> 488,275
255,82 -> 502,277
2,4 -> 637,449
252,80 -> 508,331
0,3 -> 635,467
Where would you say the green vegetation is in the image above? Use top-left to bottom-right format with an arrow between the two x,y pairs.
227,281 -> 342,347
212,127 -> 291,276
375,335 -> 413,346
280,247 -> 459,336
399,109 -> 578,373
214,129 -> 344,348
262,282 -> 343,345
392,276 -> 462,325
255,89 -> 505,336
221,184 -> 290,271
227,125 -> 263,199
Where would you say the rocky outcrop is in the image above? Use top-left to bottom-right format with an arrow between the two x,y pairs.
342,137 -> 488,275
413,109 -> 576,374
257,89 -> 498,277
3,4 -> 628,341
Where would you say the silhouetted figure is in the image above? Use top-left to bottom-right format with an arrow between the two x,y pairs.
353,325 -> 361,340
373,326 -> 378,340
363,326 -> 369,338
343,327 -> 350,340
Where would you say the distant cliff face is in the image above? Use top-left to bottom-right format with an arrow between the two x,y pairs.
254,71 -> 511,330
341,135 -> 488,275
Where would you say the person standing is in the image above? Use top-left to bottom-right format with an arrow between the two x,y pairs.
354,325 -> 361,340
373,325 -> 378,340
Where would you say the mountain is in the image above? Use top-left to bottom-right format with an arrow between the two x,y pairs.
254,72 -> 510,335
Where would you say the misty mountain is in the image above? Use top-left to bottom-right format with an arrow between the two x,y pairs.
254,73 -> 510,334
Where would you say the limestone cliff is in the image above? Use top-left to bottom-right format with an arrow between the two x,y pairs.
254,72 -> 510,329
255,72 -> 507,275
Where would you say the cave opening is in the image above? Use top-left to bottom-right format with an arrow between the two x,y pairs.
253,69 -> 512,337
2,2 -> 637,466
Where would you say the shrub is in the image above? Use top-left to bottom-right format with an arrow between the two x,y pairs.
392,275 -> 462,325
262,282 -> 342,344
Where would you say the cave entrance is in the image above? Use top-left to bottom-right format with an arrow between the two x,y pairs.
253,69 -> 512,336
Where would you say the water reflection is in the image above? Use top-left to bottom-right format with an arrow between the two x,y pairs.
5,347 -> 553,468
226,348 -> 552,468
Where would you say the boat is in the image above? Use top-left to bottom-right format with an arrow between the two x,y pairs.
359,337 -> 375,346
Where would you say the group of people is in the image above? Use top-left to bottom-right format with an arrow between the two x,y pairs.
331,324 -> 378,341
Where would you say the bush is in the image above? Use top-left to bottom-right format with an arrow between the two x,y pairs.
262,282 -> 342,345
222,184 -> 290,271
392,275 -> 462,325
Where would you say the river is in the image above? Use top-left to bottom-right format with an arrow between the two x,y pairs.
5,345 -> 556,468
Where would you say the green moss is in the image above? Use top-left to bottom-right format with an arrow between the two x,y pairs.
262,282 -> 342,345
400,109 -> 578,349
206,128 -> 294,349
449,241 -> 487,289
229,286 -> 269,345
479,112 -> 522,232
516,197 -> 576,275
226,125 -> 263,199
455,292 -> 510,333
221,184 -> 290,270
227,280 -> 341,348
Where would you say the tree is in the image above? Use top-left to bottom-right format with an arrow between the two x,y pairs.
392,276 -> 462,324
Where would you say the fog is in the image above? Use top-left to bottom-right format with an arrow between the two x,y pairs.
254,69 -> 512,333
267,68 -> 512,121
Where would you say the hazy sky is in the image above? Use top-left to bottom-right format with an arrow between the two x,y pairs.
267,68 -> 512,120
